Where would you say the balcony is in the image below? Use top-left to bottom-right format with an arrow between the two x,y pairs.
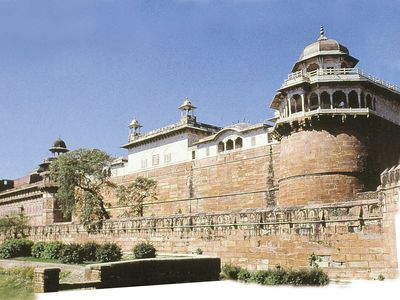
281,68 -> 400,93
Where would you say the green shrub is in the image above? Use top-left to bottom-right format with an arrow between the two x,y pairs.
96,243 -> 122,262
228,266 -> 329,286
196,248 -> 203,255
59,243 -> 85,264
31,241 -> 47,258
42,241 -> 65,260
237,269 -> 251,283
221,264 -> 243,280
82,242 -> 100,261
133,242 -> 156,259
0,239 -> 33,259
249,270 -> 272,284
302,268 -> 329,286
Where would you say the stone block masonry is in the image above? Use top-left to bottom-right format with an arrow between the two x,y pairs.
13,196 -> 398,280
108,144 -> 280,218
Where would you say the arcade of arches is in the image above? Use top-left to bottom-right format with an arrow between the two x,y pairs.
281,89 -> 377,117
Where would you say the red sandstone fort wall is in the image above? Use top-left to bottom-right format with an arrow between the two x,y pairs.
278,128 -> 368,206
108,144 -> 280,218
11,195 -> 398,280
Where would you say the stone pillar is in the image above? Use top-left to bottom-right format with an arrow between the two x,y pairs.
288,98 -> 291,115
317,93 -> 321,108
357,91 -> 361,108
42,192 -> 56,225
301,94 -> 305,115
34,268 -> 60,293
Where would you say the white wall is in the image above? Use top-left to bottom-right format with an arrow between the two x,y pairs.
195,127 -> 270,160
125,133 -> 191,173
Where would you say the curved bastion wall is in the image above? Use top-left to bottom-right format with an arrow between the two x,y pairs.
278,127 -> 368,206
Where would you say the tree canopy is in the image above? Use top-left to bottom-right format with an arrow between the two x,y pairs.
49,148 -> 114,230
116,176 -> 157,217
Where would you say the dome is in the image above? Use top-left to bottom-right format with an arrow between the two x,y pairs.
49,138 -> 68,155
179,98 -> 196,111
299,38 -> 349,61
52,138 -> 67,149
128,118 -> 142,129
291,26 -> 358,72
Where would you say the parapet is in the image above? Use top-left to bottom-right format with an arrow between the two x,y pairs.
380,164 -> 400,188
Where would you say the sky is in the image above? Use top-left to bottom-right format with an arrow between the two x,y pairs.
0,0 -> 399,179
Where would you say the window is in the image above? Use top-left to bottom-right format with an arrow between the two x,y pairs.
226,139 -> 234,151
164,153 -> 171,163
235,137 -> 243,149
251,136 -> 256,146
218,142 -> 224,153
152,154 -> 159,166
192,151 -> 196,160
141,159 -> 148,169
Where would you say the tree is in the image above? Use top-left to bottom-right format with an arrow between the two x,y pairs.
116,176 -> 157,217
49,148 -> 115,231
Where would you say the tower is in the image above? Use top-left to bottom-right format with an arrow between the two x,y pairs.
270,27 -> 400,207
128,118 -> 142,142
179,98 -> 197,124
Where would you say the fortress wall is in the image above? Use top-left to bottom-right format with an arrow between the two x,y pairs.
11,198 -> 398,280
278,127 -> 368,206
108,144 -> 280,218
0,197 -> 44,225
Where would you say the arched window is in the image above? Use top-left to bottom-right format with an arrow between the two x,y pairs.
366,94 -> 373,109
309,93 -> 319,110
235,137 -> 243,149
348,90 -> 359,108
306,63 -> 319,72
333,91 -> 346,108
290,97 -> 296,114
360,92 -> 365,107
293,94 -> 302,112
218,142 -> 224,153
320,92 -> 331,109
226,139 -> 234,151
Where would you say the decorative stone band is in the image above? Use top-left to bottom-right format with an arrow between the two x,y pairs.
7,198 -> 382,238
380,164 -> 400,188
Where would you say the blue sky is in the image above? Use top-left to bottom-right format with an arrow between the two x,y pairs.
0,0 -> 399,179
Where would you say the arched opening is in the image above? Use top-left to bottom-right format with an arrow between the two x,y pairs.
320,92 -> 331,109
360,92 -> 365,107
306,63 -> 319,72
290,97 -> 296,114
348,90 -> 359,108
309,93 -> 319,110
235,137 -> 243,149
226,139 -> 234,151
366,94 -> 373,109
293,94 -> 302,112
218,142 -> 224,153
332,90 -> 346,108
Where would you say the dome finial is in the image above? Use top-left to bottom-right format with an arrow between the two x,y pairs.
318,24 -> 327,40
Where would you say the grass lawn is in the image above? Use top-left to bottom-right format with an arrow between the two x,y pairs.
0,267 -> 34,300
13,256 -> 98,265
